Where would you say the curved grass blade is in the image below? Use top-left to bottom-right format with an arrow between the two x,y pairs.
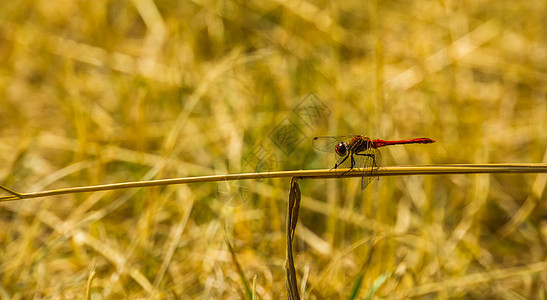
347,273 -> 364,300
363,272 -> 392,300
286,177 -> 301,300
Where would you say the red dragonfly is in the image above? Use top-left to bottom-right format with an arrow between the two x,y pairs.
312,135 -> 435,189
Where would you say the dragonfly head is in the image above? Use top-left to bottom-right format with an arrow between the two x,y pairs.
335,142 -> 348,157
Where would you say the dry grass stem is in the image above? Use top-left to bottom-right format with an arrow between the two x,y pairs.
1,164 -> 545,202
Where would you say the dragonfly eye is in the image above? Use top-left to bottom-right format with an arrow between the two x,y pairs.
335,142 -> 348,156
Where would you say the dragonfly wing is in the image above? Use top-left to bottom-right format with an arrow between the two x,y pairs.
312,135 -> 358,152
373,148 -> 382,168
358,148 -> 381,190
361,175 -> 373,190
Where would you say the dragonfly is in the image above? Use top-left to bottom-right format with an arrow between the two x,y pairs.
312,135 -> 435,189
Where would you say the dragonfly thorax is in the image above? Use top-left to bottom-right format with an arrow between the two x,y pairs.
335,136 -> 375,156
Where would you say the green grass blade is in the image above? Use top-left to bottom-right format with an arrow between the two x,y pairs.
364,272 -> 392,300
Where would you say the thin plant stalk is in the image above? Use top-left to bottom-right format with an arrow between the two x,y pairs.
0,164 -> 545,202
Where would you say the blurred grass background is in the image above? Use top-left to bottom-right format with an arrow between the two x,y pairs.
0,0 -> 546,298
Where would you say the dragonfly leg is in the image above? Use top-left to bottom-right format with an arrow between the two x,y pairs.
355,153 -> 379,179
333,154 -> 349,170
337,154 -> 356,178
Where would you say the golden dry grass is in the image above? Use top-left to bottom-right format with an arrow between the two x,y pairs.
0,0 -> 546,299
